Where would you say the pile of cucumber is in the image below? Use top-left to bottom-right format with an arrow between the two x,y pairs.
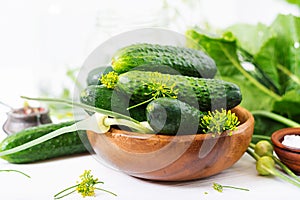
0,43 -> 242,164
82,43 -> 242,135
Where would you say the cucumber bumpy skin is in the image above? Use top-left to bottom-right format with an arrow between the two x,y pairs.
111,71 -> 242,111
111,43 -> 217,78
0,121 -> 88,164
80,85 -> 147,122
146,97 -> 207,135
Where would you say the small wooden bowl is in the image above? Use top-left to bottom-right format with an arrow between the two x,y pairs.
87,106 -> 254,181
271,127 -> 300,174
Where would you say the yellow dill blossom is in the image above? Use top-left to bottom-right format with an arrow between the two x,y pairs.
200,109 -> 240,137
76,170 -> 99,197
127,73 -> 178,110
145,72 -> 178,98
54,170 -> 117,199
101,71 -> 119,89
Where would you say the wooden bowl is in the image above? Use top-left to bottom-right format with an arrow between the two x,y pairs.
87,106 -> 254,181
271,127 -> 300,174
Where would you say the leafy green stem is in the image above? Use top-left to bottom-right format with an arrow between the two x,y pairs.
251,110 -> 300,127
0,169 -> 31,178
94,187 -> 118,196
247,148 -> 300,188
219,44 -> 282,101
0,96 -> 153,157
249,142 -> 300,182
212,182 -> 249,192
0,123 -> 78,157
21,96 -> 139,123
54,185 -> 77,199
277,63 -> 300,86
273,155 -> 300,183
251,135 -> 271,141
271,167 -> 300,188
246,148 -> 260,160
127,97 -> 155,110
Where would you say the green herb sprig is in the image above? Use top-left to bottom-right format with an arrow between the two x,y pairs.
0,169 -> 30,178
127,72 -> 179,110
54,170 -> 117,199
100,71 -> 119,89
200,109 -> 240,137
212,182 -> 249,192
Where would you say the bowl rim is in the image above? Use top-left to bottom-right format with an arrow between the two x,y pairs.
104,106 -> 254,142
271,127 -> 300,153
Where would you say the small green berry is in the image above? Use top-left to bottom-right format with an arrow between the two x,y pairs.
254,140 -> 273,157
256,156 -> 275,176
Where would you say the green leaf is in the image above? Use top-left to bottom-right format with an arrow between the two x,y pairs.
252,114 -> 287,143
226,23 -> 274,55
273,88 -> 300,117
186,28 -> 281,111
285,0 -> 300,7
186,15 -> 300,125
222,75 -> 274,111
270,14 -> 300,92
227,22 -> 281,93
253,37 -> 281,92
186,29 -> 239,76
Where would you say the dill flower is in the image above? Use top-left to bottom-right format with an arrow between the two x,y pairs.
101,71 -> 119,89
200,109 -> 240,137
54,170 -> 117,199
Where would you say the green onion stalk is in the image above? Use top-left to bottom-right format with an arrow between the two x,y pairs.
247,147 -> 300,188
0,96 -> 154,158
247,112 -> 300,187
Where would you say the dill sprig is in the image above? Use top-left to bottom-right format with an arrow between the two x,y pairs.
0,169 -> 31,178
128,72 -> 178,110
200,109 -> 240,137
101,71 -> 119,89
144,72 -> 178,98
212,182 -> 249,192
54,170 -> 117,199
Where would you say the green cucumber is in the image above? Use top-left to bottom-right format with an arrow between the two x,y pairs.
104,71 -> 242,111
0,121 -> 88,164
86,66 -> 113,85
80,85 -> 147,122
146,98 -> 207,135
111,43 -> 217,78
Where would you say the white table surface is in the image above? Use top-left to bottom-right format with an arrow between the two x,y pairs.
1,147 -> 300,200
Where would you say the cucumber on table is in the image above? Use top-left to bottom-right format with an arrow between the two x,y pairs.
0,121 -> 89,164
80,85 -> 147,122
146,97 -> 207,135
102,70 -> 242,111
111,43 -> 217,78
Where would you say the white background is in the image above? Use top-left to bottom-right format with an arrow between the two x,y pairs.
0,0 -> 300,199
